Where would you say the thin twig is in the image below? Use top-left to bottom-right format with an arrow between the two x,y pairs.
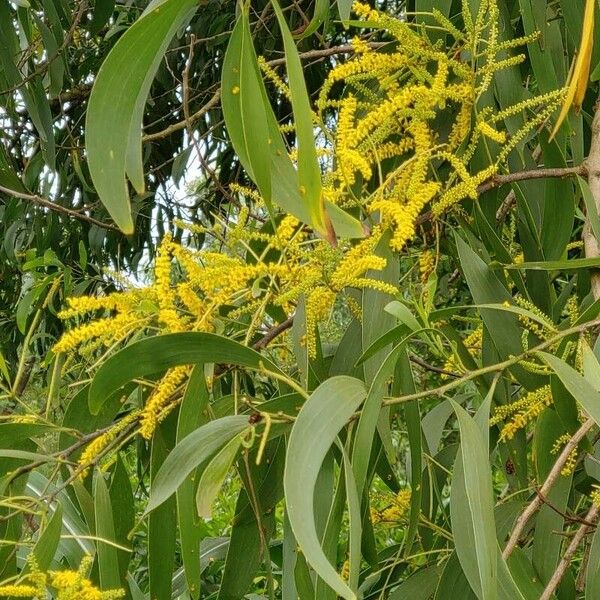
0,185 -> 121,232
477,165 -> 586,195
142,43 -> 386,143
386,320 -> 600,407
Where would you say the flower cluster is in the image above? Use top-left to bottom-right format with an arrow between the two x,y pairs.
443,324 -> 483,376
55,215 -> 397,442
317,0 -> 563,251
0,556 -> 124,600
551,434 -> 578,477
490,385 -> 553,441
371,489 -> 412,525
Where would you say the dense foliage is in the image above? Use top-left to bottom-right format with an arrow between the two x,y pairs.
1,0 -> 600,598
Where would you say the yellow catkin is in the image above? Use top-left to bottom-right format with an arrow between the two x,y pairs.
419,250 -> 436,283
379,489 -> 412,523
140,366 -> 190,439
443,325 -> 483,376
552,433 -> 578,476
78,410 -> 141,478
495,385 -> 553,441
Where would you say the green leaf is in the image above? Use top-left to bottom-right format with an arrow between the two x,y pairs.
196,433 -> 242,518
88,332 -> 284,414
94,473 -> 121,590
450,401 -> 498,600
532,409 -> 571,585
284,376 -> 367,600
352,345 -> 404,498
218,440 -> 283,600
88,0 -> 115,35
272,0 -> 330,239
500,257 -> 600,270
298,0 -> 329,38
147,416 -> 249,514
385,300 -> 421,331
221,9 -> 272,210
149,418 -> 177,600
86,0 -> 197,233
587,517 -> 600,599
109,456 -> 134,583
176,366 -> 209,599
389,564 -> 443,599
220,7 -> 363,238
435,552 -> 478,599
540,352 -> 600,426
28,502 -> 63,572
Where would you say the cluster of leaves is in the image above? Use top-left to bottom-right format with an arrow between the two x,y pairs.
2,0 -> 600,599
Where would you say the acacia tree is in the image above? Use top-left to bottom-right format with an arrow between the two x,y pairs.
1,0 -> 600,598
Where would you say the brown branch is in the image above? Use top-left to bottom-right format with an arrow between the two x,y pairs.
253,316 -> 294,350
0,185 -> 121,232
502,418 -> 595,560
416,164 -> 587,227
142,43 -> 386,143
540,504 -> 600,600
477,165 -> 586,195
142,89 -> 221,143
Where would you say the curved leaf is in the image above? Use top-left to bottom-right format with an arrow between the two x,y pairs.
196,434 -> 242,518
86,0 -> 197,233
88,332 -> 284,414
450,401 -> 498,600
284,376 -> 367,600
146,416 -> 249,514
221,8 -> 272,209
271,0 -> 331,240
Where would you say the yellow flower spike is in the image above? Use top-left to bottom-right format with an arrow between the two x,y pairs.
550,0 -> 595,140
77,410 -> 141,478
0,585 -> 40,597
140,366 -> 190,439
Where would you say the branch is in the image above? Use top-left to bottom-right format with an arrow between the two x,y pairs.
253,316 -> 294,350
540,503 -> 600,600
477,165 -> 586,195
416,164 -> 587,227
385,319 -> 600,407
142,42 -> 386,143
0,185 -> 121,232
502,418 -> 595,559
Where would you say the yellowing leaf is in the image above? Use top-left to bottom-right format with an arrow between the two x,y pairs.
550,0 -> 595,140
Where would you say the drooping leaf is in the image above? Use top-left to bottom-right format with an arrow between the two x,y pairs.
86,0 -> 198,232
88,332 -> 284,414
94,473 -> 121,590
196,433 -> 242,518
284,376 -> 366,600
450,401 -> 497,600
221,8 -> 273,210
272,0 -> 332,240
148,418 -> 178,600
540,353 -> 600,426
176,366 -> 210,599
146,416 -> 249,514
